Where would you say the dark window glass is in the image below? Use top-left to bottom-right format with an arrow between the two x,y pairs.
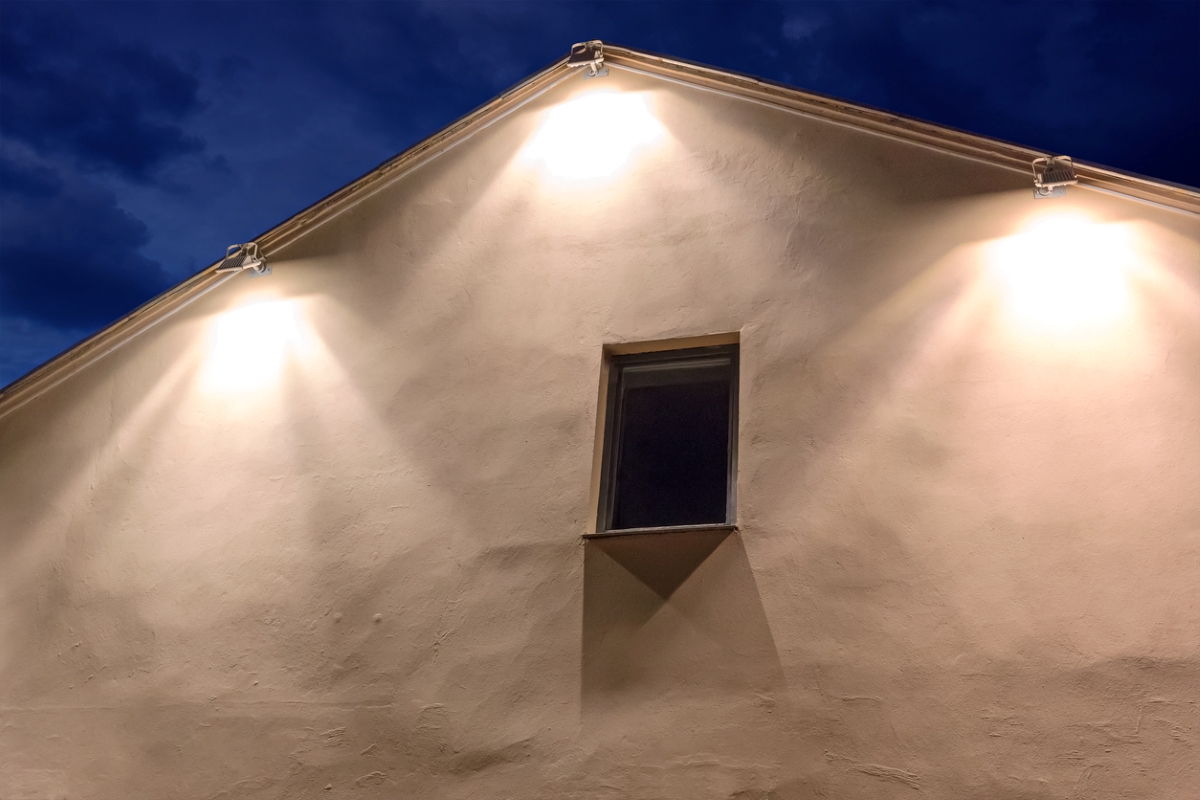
599,346 -> 737,531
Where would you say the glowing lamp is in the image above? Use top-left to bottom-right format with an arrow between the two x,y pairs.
205,299 -> 302,391
521,90 -> 664,181
1032,156 -> 1078,199
216,243 -> 270,276
567,40 -> 608,78
991,214 -> 1132,331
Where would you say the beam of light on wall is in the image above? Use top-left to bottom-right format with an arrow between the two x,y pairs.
204,299 -> 303,391
520,89 -> 664,181
988,213 -> 1135,333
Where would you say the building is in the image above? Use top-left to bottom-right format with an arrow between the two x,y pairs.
1,42 -> 1197,799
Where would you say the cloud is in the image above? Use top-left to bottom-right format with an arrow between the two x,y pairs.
0,4 -> 206,182
767,1 -> 1199,187
0,314 -> 91,388
782,13 -> 826,42
0,144 -> 172,331
285,3 -> 548,143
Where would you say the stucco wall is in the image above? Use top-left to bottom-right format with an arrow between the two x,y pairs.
2,68 -> 1197,799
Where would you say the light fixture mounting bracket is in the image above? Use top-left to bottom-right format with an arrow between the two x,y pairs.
568,40 -> 608,78
215,242 -> 270,276
1032,156 -> 1078,199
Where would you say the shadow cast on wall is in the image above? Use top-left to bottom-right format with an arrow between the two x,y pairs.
581,530 -> 788,720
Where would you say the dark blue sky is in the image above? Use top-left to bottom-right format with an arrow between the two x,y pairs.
2,1 -> 1197,386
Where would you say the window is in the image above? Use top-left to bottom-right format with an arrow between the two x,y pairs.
595,344 -> 738,534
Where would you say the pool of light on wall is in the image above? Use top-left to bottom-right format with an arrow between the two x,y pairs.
205,298 -> 304,391
989,212 -> 1136,333
521,89 -> 664,181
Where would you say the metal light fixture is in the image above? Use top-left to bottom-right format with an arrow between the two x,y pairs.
215,243 -> 270,276
1032,156 -> 1078,199
568,40 -> 608,78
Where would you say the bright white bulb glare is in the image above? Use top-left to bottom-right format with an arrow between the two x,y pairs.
991,215 -> 1132,331
206,300 -> 301,391
522,91 -> 663,180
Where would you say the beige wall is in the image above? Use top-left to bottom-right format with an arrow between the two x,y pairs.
2,68 -> 1197,799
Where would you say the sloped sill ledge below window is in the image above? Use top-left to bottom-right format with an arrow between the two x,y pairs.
584,523 -> 737,539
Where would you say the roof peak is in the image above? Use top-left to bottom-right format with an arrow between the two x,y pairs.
2,41 -> 1196,416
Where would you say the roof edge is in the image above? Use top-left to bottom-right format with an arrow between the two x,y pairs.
0,54 -> 572,418
602,44 -> 1200,213
4,41 -> 1196,419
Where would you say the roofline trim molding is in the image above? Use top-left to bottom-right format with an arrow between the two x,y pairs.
602,45 -> 1200,214
3,42 -> 1196,418
0,56 -> 573,418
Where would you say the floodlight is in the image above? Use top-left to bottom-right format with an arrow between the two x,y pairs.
215,243 -> 270,276
1032,156 -> 1078,199
568,40 -> 608,78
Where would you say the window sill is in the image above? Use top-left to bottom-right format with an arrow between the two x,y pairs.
584,523 -> 737,539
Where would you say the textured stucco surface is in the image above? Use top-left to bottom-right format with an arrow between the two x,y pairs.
2,69 -> 1198,799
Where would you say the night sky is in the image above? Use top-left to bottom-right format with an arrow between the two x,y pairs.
1,1 -> 1197,387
